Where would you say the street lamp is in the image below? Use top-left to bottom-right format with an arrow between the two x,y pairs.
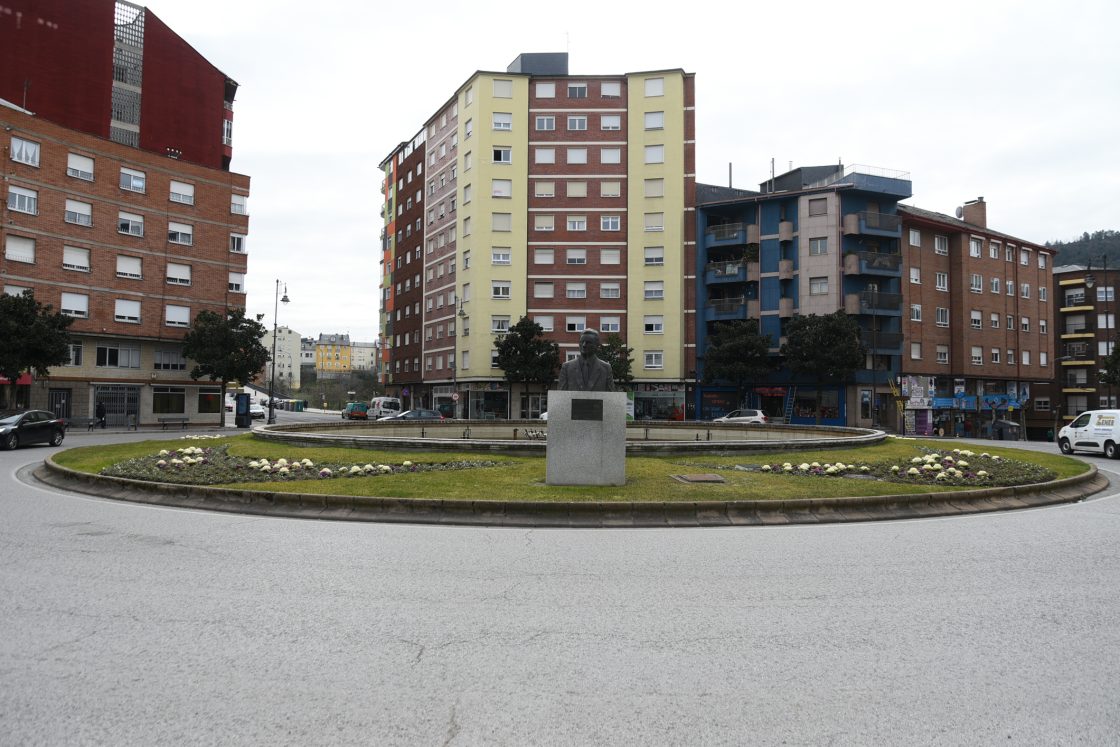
268,280 -> 290,425
453,300 -> 467,419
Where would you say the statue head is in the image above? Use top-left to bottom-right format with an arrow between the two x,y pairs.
579,328 -> 601,359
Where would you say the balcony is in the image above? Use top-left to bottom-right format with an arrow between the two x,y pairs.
778,258 -> 794,280
847,291 -> 902,313
703,223 -> 746,249
779,297 -> 794,317
704,296 -> 746,322
704,260 -> 746,284
861,331 -> 903,350
778,220 -> 793,242
747,298 -> 760,317
746,224 -> 760,245
1061,324 -> 1095,339
843,250 -> 901,276
842,211 -> 902,237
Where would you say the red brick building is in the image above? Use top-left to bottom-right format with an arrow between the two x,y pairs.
1,0 -> 250,425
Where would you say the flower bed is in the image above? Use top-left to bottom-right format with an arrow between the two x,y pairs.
100,444 -> 502,486
748,448 -> 1053,487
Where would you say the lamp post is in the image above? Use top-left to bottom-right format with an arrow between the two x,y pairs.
268,280 -> 290,425
454,300 -> 467,419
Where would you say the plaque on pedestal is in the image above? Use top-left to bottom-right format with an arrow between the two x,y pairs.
545,390 -> 627,486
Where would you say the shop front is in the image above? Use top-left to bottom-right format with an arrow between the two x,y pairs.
635,383 -> 686,421
900,375 -> 936,436
465,383 -> 509,420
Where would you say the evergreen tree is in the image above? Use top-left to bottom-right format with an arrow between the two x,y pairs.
598,333 -> 635,387
780,311 -> 865,424
182,308 -> 270,424
701,319 -> 773,409
0,291 -> 73,406
495,316 -> 560,397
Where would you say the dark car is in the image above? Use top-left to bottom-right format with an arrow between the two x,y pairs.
0,409 -> 66,450
379,408 -> 445,421
342,402 -> 369,420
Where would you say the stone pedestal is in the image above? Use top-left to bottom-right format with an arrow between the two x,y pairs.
545,390 -> 627,486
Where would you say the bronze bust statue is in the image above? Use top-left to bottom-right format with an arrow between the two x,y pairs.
558,328 -> 615,392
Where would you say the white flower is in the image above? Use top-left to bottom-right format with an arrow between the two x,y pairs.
380,465 -> 392,474
891,465 -> 900,473
276,458 -> 288,466
992,455 -> 1002,461
278,467 -> 289,474
260,464 -> 272,472
349,465 -> 362,474
156,459 -> 167,467
860,465 -> 870,473
961,450 -> 974,457
302,459 -> 314,467
810,462 -> 821,469
957,460 -> 969,468
159,450 -> 169,457
935,472 -> 949,480
799,463 -> 810,471
402,460 -> 413,467
761,465 -> 772,472
977,470 -> 989,478
907,467 -> 920,476
783,464 -> 793,472
952,448 -> 961,454
826,466 -> 839,475
911,457 -> 924,464
980,453 -> 990,458
943,456 -> 955,463
171,458 -> 183,465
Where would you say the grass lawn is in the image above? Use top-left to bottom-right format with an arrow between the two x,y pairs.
52,434 -> 1088,504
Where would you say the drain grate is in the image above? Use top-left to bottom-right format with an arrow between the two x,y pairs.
671,473 -> 726,484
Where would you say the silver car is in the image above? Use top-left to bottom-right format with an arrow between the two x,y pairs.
712,408 -> 769,425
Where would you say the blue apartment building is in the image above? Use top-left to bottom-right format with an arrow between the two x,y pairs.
694,164 -> 912,426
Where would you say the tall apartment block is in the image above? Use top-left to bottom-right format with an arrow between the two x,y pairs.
1,0 -> 250,425
898,200 -> 1053,438
380,53 -> 695,419
694,164 -> 913,425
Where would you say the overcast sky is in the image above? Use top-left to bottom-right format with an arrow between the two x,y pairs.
141,0 -> 1120,343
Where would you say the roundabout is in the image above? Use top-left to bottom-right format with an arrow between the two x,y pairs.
35,421 -> 1107,527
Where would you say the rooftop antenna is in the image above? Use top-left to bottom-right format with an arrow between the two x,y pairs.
728,162 -> 732,188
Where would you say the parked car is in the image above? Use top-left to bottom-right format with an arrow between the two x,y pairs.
379,408 -> 445,421
342,402 -> 369,420
712,408 -> 769,425
1058,409 -> 1120,457
249,403 -> 266,420
0,409 -> 66,450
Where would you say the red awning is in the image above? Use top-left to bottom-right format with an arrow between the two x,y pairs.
0,373 -> 33,385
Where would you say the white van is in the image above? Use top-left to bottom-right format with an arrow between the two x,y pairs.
1058,409 -> 1120,458
370,396 -> 402,419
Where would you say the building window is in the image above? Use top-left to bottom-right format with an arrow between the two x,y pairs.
970,310 -> 982,329
493,147 -> 512,164
152,386 -> 186,415
1006,245 -> 1014,262
809,237 -> 827,255
534,281 -> 554,298
910,267 -> 921,284
567,215 -> 587,231
935,272 -> 948,291
64,199 -> 93,226
601,316 -> 621,333
1021,317 -> 1030,332
492,112 -> 512,131
911,342 -> 922,360
492,213 -> 511,232
10,137 -> 40,167
1020,248 -> 1030,265
601,80 -> 621,98
644,351 -> 664,369
114,299 -> 141,323
170,180 -> 194,205
971,346 -> 982,365
809,276 -> 828,295
491,315 -> 511,333
165,305 -> 191,327
165,262 -> 192,286
62,246 -> 90,272
7,186 -> 37,215
536,82 -> 555,98
116,255 -> 142,279
534,148 -> 555,164
969,238 -> 982,257
491,178 -> 513,198
644,111 -> 665,130
601,249 -> 621,265
1039,253 -> 1048,269
566,316 -> 586,333
910,304 -> 922,321
120,167 -> 146,193
645,77 -> 665,96
118,211 -> 144,236
1022,350 -> 1031,366
990,277 -> 1001,293
229,272 -> 245,293
601,282 -> 621,299
644,145 -> 665,164
491,281 -> 511,299
1021,284 -> 1031,299
567,115 -> 588,131
168,222 -> 193,245
990,242 -> 1000,259
567,147 -> 588,164
1006,314 -> 1014,330
991,348 -> 1001,364
644,281 -> 664,300
535,115 -> 555,131
61,292 -> 89,318
566,248 -> 587,265
1007,280 -> 1015,296
1041,319 -> 1048,334
534,214 -> 555,232
67,153 -> 94,181
231,195 -> 248,215
568,82 -> 588,99
807,198 -> 827,216
1035,399 -> 1051,412
644,246 -> 664,266
970,273 -> 982,292
935,235 -> 949,255
937,345 -> 949,364
643,178 -> 664,198
644,315 -> 664,334
644,212 -> 664,232
534,181 -> 555,198
566,282 -> 587,299
601,114 -> 621,130
534,315 -> 554,332
601,215 -> 621,231
95,344 -> 140,368
990,313 -> 999,329
600,147 -> 622,165
66,342 -> 83,366
909,228 -> 921,246
534,248 -> 554,265
601,181 -> 621,198
936,307 -> 949,327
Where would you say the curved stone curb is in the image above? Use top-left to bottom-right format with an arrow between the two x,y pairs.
35,456 -> 1107,528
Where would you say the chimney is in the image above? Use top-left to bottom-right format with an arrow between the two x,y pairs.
962,197 -> 987,228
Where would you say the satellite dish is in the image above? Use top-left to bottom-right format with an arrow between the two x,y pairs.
955,206 -> 964,219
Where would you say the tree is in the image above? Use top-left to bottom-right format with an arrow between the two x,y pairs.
181,308 -> 270,424
598,333 -> 635,387
495,316 -> 560,398
702,319 -> 773,409
0,291 -> 73,407
780,311 -> 865,424
1100,346 -> 1120,391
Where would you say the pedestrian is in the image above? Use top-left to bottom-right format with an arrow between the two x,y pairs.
95,401 -> 106,429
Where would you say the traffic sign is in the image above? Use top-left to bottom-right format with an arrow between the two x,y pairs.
452,393 -> 459,401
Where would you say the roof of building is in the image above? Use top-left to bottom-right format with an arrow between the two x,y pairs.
898,204 -> 1047,250
317,333 -> 351,345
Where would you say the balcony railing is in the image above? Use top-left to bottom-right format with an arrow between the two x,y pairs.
843,211 -> 901,237
1063,324 -> 1094,335
861,331 -> 903,349
707,296 -> 746,314
705,223 -> 744,241
706,260 -> 744,277
845,251 -> 901,274
1064,293 -> 1087,305
858,291 -> 902,312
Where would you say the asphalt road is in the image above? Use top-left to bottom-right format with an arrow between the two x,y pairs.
2,428 -> 1118,745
